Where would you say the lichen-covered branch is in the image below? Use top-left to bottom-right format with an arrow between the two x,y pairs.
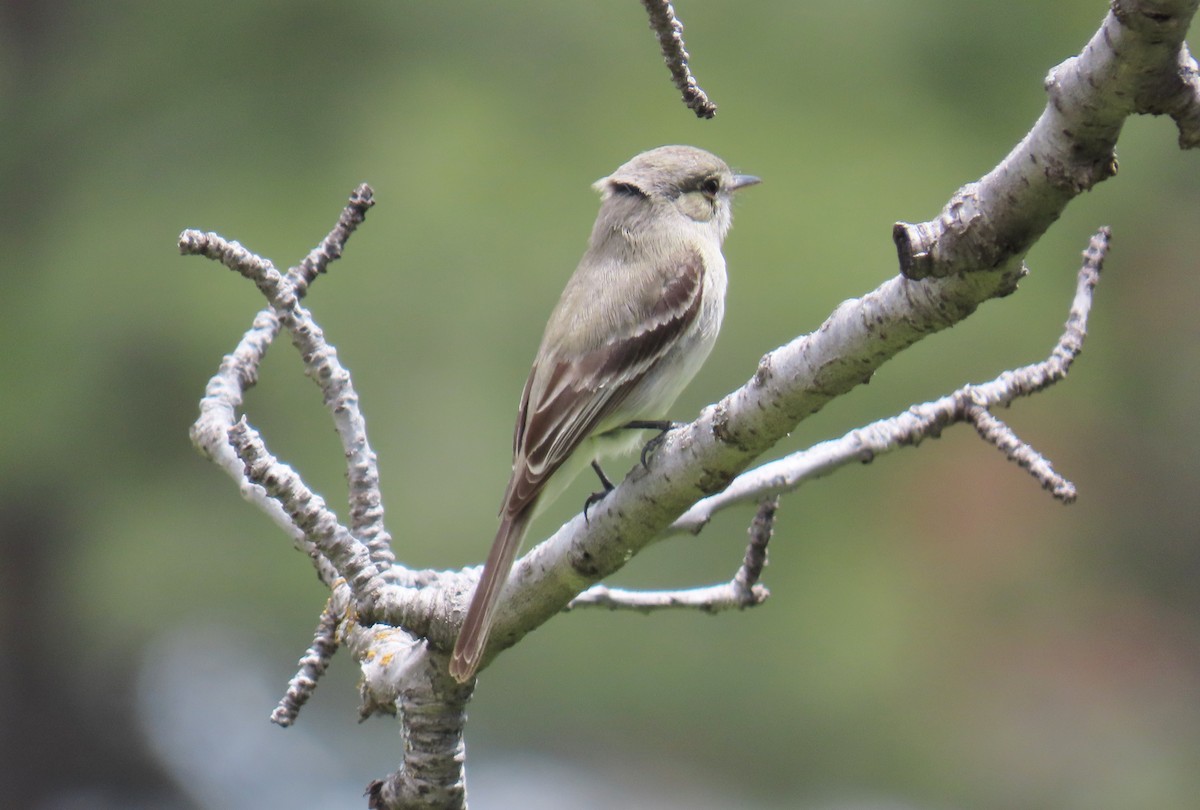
353,610 -> 470,810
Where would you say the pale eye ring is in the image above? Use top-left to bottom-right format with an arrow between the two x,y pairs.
700,176 -> 721,197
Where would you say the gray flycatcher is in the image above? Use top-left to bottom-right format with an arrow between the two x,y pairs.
449,145 -> 759,682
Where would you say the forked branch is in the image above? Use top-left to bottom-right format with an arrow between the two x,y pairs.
672,228 -> 1109,536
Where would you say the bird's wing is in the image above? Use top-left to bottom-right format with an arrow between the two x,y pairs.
501,249 -> 705,519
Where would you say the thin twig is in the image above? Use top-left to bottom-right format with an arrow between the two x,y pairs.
732,496 -> 778,605
272,598 -> 342,727
287,185 -> 397,571
641,0 -> 717,118
566,579 -> 768,614
229,417 -> 386,600
568,497 -> 778,613
291,183 -> 375,296
180,187 -> 381,577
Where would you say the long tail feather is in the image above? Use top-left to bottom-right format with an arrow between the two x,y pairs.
449,507 -> 534,682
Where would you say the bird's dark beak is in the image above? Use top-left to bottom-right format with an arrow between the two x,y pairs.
730,174 -> 762,192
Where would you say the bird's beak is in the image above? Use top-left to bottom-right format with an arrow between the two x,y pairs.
730,174 -> 762,191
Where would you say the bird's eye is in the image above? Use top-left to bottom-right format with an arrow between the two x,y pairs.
700,176 -> 721,197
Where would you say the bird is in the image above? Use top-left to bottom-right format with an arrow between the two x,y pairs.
449,145 -> 759,682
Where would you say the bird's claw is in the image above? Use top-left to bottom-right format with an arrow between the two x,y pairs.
584,460 -> 616,525
624,420 -> 686,468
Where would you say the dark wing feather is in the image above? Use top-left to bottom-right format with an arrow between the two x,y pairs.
501,251 -> 705,518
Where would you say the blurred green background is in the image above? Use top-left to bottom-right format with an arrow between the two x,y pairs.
2,1 -> 1198,808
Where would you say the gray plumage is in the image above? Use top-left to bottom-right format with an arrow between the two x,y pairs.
450,145 -> 758,682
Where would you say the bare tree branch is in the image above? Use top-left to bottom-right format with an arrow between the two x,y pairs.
295,185 -> 399,571
1153,42 -> 1200,145
293,183 -> 375,294
641,0 -> 717,118
272,597 -> 341,728
228,417 -> 387,602
966,406 -> 1076,502
671,228 -> 1109,534
735,495 -> 778,600
364,652 -> 470,810
180,187 -> 380,581
179,187 -> 396,571
566,579 -> 768,613
569,495 -> 778,613
894,0 -> 1197,280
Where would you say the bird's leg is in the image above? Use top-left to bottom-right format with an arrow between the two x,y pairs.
623,420 -> 687,468
584,421 -> 687,523
584,459 -> 616,525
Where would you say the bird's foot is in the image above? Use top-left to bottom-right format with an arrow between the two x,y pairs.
584,459 -> 616,525
623,420 -> 686,468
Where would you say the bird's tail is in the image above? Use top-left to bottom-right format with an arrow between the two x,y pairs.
449,508 -> 534,682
